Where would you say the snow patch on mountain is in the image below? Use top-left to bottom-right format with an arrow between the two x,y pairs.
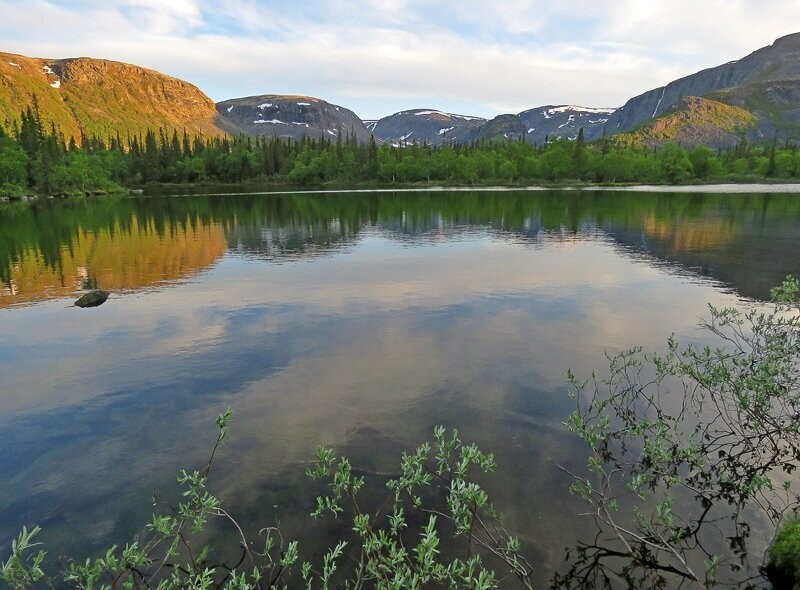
414,110 -> 450,117
547,105 -> 616,115
41,64 -> 61,89
408,110 -> 484,121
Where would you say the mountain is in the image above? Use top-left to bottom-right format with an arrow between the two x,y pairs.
216,95 -> 372,143
369,106 -> 614,146
612,96 -> 756,149
518,105 -> 615,144
368,109 -> 486,146
465,114 -> 526,142
596,33 -> 800,142
0,52 -> 231,141
5,33 -> 799,151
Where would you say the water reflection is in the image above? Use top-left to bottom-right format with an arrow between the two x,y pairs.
0,190 -> 799,583
0,206 -> 227,308
2,192 -> 800,305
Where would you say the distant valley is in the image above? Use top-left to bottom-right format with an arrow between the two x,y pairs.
2,33 -> 800,148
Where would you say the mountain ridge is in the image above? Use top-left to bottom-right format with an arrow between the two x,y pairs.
3,33 -> 800,148
367,109 -> 486,146
596,32 -> 800,142
216,94 -> 372,142
0,51 -> 232,141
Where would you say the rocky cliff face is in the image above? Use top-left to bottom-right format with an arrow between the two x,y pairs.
368,109 -> 486,146
0,52 -> 230,141
217,95 -> 372,143
596,33 -> 800,141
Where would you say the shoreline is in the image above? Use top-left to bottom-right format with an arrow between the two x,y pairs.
139,181 -> 800,197
3,182 -> 800,203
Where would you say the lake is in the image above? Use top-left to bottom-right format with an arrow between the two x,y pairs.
1,189 -> 799,584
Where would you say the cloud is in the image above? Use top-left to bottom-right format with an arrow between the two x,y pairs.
0,0 -> 799,118
117,0 -> 204,33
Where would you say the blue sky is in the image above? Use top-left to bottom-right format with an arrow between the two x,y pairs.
2,0 -> 800,119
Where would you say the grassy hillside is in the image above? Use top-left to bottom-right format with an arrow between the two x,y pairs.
0,52 -> 230,142
612,96 -> 756,148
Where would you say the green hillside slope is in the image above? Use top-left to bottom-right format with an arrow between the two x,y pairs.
0,52 -> 230,142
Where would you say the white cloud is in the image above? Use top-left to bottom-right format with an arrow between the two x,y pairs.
117,0 -> 204,34
601,0 -> 800,56
0,0 -> 799,119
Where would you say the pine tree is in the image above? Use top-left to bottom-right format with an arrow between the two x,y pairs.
143,129 -> 160,182
182,130 -> 192,158
572,128 -> 587,178
766,135 -> 778,177
170,130 -> 182,164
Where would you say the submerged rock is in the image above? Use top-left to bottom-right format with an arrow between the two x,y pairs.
74,290 -> 110,308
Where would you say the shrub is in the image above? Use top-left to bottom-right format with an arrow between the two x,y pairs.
1,411 -> 533,589
767,520 -> 800,589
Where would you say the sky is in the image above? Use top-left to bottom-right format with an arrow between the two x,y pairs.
2,0 -> 800,120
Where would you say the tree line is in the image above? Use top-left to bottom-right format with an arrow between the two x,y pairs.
2,100 -> 800,197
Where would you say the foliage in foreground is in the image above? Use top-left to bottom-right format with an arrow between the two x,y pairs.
765,520 -> 800,589
1,413 -> 532,589
557,277 -> 800,588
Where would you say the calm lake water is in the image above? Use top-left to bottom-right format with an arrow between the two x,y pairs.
1,189 -> 799,583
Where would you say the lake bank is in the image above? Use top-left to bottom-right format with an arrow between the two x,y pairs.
4,181 -> 800,204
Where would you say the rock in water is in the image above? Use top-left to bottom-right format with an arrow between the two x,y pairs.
74,290 -> 110,308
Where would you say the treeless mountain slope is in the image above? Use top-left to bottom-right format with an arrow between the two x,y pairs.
368,109 -> 486,146
217,94 -> 372,143
611,96 -> 756,149
518,105 -> 615,144
466,114 -> 527,143
0,52 -> 231,141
